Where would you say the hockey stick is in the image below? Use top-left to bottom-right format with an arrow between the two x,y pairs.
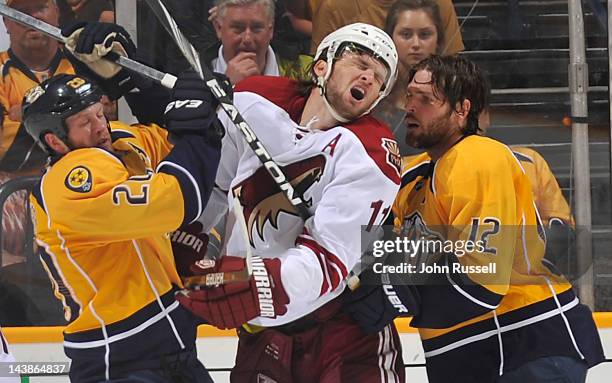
182,194 -> 253,288
0,4 -> 177,89
142,0 -> 311,222
144,0 -> 362,290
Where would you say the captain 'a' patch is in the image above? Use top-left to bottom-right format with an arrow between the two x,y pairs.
65,166 -> 93,193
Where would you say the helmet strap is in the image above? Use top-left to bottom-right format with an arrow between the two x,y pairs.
316,44 -> 388,123
315,56 -> 351,124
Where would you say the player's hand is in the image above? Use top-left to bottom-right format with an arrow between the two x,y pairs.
176,255 -> 289,329
343,272 -> 420,334
225,52 -> 260,84
61,22 -> 141,100
170,222 -> 209,277
62,22 -> 136,79
164,70 -> 229,143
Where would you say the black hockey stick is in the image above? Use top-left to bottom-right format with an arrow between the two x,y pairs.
142,0 -> 311,222
0,4 -> 177,89
144,0 -> 362,290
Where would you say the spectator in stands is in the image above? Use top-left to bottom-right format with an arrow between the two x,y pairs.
207,0 -> 311,84
0,0 -> 75,259
281,0 -> 317,38
56,0 -> 114,26
374,0 -> 447,155
310,0 -> 463,56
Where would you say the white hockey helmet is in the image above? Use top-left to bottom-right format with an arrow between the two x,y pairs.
314,23 -> 398,122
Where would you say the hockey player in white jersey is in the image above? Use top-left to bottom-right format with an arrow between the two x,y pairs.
176,23 -> 407,382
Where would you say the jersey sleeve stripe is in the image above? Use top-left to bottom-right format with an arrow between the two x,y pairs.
0,329 -> 8,354
31,176 -> 46,215
156,161 -> 203,224
296,234 -> 348,296
300,244 -> 332,295
447,274 -> 501,310
37,243 -> 82,322
512,151 -> 534,163
444,257 -> 504,310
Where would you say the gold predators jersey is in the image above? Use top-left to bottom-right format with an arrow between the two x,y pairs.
403,146 -> 573,227
30,121 -> 201,379
510,146 -> 573,226
395,135 -> 603,382
0,50 -> 75,172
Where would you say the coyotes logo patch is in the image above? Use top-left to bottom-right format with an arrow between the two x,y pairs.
233,155 -> 326,245
381,138 -> 401,177
65,166 -> 92,193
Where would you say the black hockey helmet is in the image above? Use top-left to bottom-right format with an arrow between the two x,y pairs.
22,74 -> 103,154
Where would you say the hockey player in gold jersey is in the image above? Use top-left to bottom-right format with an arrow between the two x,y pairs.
24,70 -> 222,381
398,56 -> 604,382
402,114 -> 576,276
345,55 -> 604,383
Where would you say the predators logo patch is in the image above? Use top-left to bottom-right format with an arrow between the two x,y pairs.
65,166 -> 93,193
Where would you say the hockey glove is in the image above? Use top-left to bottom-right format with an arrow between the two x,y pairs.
62,21 -> 136,78
170,222 -> 210,277
164,70 -> 228,145
343,272 -> 420,334
62,22 -> 140,100
543,219 -> 577,278
176,255 -> 289,329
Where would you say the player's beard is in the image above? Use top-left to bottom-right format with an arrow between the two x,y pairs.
405,112 -> 452,149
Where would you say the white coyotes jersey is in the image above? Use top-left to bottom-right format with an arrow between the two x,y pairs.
200,76 -> 401,326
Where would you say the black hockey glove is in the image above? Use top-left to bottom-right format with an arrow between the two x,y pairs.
62,22 -> 141,100
543,219 -> 577,278
343,271 -> 420,334
164,70 -> 229,146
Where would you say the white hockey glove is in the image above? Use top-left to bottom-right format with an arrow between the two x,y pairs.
62,22 -> 136,79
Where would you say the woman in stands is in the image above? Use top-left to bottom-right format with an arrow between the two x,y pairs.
374,0 -> 447,154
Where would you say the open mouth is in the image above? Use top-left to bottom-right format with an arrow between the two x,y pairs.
350,87 -> 365,101
405,119 -> 420,129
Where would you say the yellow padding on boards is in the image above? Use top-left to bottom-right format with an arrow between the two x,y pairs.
4,313 -> 612,343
